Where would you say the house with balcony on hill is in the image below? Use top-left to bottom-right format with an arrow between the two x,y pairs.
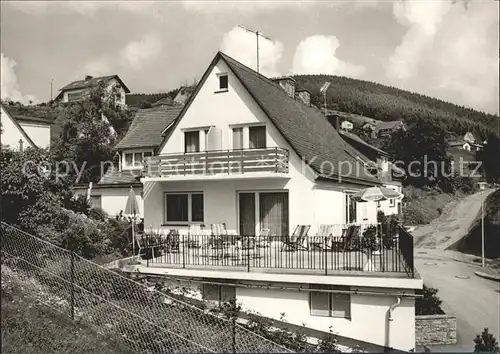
125,52 -> 420,352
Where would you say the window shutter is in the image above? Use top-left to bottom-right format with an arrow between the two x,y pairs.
220,286 -> 236,303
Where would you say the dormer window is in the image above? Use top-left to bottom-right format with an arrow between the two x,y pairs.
217,73 -> 228,92
123,150 -> 153,170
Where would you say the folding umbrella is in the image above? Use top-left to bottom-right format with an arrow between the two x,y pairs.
124,186 -> 140,262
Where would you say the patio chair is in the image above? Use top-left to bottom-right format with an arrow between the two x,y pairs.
187,224 -> 202,248
256,229 -> 271,248
210,223 -> 227,249
339,225 -> 361,251
308,224 -> 335,250
282,225 -> 311,251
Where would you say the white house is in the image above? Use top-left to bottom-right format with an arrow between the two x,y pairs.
1,104 -> 53,150
130,52 -> 421,351
340,120 -> 354,131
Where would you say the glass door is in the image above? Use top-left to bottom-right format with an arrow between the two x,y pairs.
239,193 -> 256,236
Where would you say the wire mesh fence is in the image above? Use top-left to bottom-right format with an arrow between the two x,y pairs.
0,222 -> 293,354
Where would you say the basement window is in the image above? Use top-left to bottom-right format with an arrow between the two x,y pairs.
202,283 -> 236,308
309,285 -> 351,319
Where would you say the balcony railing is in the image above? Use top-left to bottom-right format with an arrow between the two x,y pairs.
143,147 -> 289,178
138,223 -> 415,278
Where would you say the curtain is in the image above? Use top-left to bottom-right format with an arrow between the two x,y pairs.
166,194 -> 188,222
233,128 -> 243,149
249,126 -> 266,149
259,192 -> 289,237
185,131 -> 199,153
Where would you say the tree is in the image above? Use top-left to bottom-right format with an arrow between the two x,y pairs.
478,134 -> 500,185
474,328 -> 499,353
415,285 -> 443,315
384,120 -> 451,188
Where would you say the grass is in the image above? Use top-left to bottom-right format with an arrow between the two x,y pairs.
1,281 -> 134,354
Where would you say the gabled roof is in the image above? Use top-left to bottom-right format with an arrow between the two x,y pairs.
0,104 -> 37,148
115,105 -> 183,150
2,104 -> 56,125
151,97 -> 176,107
161,51 -> 380,185
339,130 -> 389,157
58,75 -> 130,94
375,120 -> 405,132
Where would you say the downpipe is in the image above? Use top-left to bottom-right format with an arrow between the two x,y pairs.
386,297 -> 401,352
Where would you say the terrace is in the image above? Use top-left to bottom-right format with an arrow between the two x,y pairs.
136,224 -> 415,279
142,147 -> 289,180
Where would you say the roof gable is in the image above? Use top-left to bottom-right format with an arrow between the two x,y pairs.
158,52 -> 379,184
59,75 -> 130,94
0,105 -> 37,148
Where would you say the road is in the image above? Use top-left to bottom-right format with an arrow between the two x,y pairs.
412,189 -> 499,352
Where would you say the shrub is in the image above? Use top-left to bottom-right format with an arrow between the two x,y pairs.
317,326 -> 341,353
415,285 -> 443,315
474,328 -> 499,353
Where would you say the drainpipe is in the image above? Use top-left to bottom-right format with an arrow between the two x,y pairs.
386,297 -> 401,351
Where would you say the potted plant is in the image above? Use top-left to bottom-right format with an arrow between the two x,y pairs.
360,226 -> 380,271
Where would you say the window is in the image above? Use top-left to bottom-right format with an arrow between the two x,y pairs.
185,131 -> 200,153
125,153 -> 133,168
249,126 -> 266,149
310,286 -> 351,319
89,195 -> 102,209
134,152 -> 142,167
233,128 -> 243,150
389,198 -> 396,207
67,91 -> 84,102
345,193 -> 357,224
165,192 -> 204,224
219,74 -> 228,91
202,283 -> 235,307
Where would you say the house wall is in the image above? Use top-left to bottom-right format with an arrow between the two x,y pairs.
0,106 -> 34,151
379,183 -> 402,216
63,79 -> 126,106
18,122 -> 51,149
73,186 -> 144,218
154,277 -> 416,351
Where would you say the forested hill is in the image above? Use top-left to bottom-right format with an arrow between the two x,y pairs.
293,74 -> 499,139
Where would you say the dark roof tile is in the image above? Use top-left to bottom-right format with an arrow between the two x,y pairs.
97,168 -> 142,185
59,75 -> 130,93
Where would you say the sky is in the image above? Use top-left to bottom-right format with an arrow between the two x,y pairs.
1,0 -> 499,114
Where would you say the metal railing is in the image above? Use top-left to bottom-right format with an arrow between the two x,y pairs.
0,222 -> 292,354
143,147 -> 289,178
141,223 -> 414,278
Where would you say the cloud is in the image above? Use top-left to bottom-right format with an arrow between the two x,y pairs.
387,0 -> 452,80
120,34 -> 162,70
292,35 -> 366,77
1,53 -> 38,104
182,0 -> 344,13
387,0 -> 499,113
83,58 -> 112,77
220,26 -> 284,77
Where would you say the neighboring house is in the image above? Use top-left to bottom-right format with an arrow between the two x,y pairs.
362,121 -> 377,131
55,75 -> 130,106
173,85 -> 195,105
372,120 -> 406,138
132,52 -> 420,351
463,132 -> 476,144
340,120 -> 354,131
338,130 -> 405,216
1,104 -> 54,150
73,102 -> 184,218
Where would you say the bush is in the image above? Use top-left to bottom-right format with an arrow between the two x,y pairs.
415,285 -> 443,315
474,328 -> 499,353
317,326 -> 341,353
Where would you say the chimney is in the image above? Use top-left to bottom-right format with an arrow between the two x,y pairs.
326,114 -> 341,131
295,89 -> 311,106
85,75 -> 93,81
272,76 -> 295,99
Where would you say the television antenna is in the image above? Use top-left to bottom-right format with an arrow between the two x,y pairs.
238,25 -> 272,73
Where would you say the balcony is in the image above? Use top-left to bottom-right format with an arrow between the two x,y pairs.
143,147 -> 289,180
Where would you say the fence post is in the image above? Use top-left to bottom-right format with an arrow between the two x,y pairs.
182,234 -> 186,269
247,237 -> 250,272
324,238 -> 328,275
70,252 -> 75,320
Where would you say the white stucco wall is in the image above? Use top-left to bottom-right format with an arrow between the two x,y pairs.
18,122 -> 51,149
1,106 -> 34,151
379,183 -> 402,216
73,186 -> 144,218
154,277 -> 416,351
63,78 -> 126,106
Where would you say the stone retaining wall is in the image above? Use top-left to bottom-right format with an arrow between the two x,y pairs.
415,313 -> 457,345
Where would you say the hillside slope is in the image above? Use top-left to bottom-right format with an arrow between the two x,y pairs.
293,75 -> 499,139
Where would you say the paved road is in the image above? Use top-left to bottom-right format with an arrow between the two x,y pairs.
412,189 -> 499,351
415,249 -> 500,352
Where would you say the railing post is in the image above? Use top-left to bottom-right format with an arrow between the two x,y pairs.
324,238 -> 328,275
240,149 -> 244,174
205,150 -> 209,175
275,147 -> 278,173
228,150 -> 231,175
183,154 -> 186,176
70,251 -> 75,320
182,234 -> 186,268
247,237 -> 250,272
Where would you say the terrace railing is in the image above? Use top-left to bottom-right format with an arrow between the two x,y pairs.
143,147 -> 289,178
141,223 -> 415,278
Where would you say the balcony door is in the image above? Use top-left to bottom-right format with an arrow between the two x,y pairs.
238,191 -> 289,237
